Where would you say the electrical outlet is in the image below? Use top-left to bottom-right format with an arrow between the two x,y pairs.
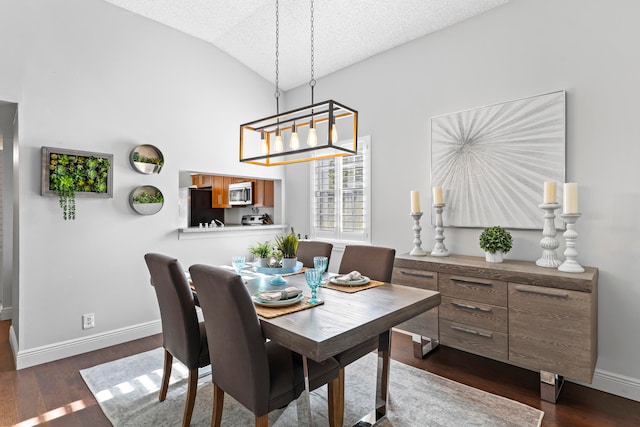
82,313 -> 95,330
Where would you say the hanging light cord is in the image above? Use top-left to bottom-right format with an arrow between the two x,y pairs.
274,0 -> 280,117
309,0 -> 315,104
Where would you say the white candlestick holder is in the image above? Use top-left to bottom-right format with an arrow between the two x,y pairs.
536,203 -> 562,268
558,213 -> 585,273
409,212 -> 428,256
431,203 -> 449,257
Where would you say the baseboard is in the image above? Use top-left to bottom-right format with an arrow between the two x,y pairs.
571,368 -> 640,402
0,304 -> 12,320
14,320 -> 162,370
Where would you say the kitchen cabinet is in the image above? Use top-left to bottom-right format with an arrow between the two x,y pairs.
191,174 -> 213,188
253,180 -> 274,207
394,253 -> 598,403
211,175 -> 232,208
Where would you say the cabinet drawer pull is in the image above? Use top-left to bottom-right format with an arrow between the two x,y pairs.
451,302 -> 492,313
451,277 -> 492,287
400,271 -> 434,279
450,325 -> 493,338
514,285 -> 569,298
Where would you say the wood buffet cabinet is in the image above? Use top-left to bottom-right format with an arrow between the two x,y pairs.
393,253 -> 598,402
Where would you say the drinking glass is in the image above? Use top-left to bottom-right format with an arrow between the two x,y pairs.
305,268 -> 323,305
313,256 -> 328,275
232,256 -> 246,274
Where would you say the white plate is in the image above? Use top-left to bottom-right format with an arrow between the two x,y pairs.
252,293 -> 304,307
329,276 -> 370,286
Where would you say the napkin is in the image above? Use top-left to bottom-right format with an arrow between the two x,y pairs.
336,271 -> 363,282
257,287 -> 302,301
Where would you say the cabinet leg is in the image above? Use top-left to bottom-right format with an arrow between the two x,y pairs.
412,334 -> 439,358
540,370 -> 564,402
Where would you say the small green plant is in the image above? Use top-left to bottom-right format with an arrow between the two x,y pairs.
274,231 -> 299,259
249,241 -> 273,259
479,226 -> 513,254
132,152 -> 164,166
132,191 -> 164,204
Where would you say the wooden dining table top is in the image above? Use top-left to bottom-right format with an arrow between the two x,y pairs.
244,272 -> 441,362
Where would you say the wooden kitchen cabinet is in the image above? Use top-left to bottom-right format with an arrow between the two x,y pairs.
191,174 -> 213,188
394,253 -> 598,403
211,175 -> 232,208
253,179 -> 274,207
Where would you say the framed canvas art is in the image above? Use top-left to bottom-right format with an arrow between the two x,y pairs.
431,90 -> 566,229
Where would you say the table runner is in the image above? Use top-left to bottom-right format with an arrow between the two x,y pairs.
255,297 -> 324,319
322,279 -> 385,293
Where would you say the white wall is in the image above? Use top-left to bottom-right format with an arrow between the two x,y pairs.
284,0 -> 640,400
0,0 -> 287,366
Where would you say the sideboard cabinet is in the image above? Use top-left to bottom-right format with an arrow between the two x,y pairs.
393,253 -> 598,402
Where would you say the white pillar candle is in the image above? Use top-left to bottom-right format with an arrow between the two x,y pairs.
543,181 -> 556,203
410,191 -> 421,213
433,186 -> 444,205
563,183 -> 578,214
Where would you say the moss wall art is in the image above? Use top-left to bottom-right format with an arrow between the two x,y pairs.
41,147 -> 114,220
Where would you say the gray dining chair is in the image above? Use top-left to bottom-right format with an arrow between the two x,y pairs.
296,240 -> 333,268
189,264 -> 341,427
144,253 -> 210,427
328,244 -> 396,427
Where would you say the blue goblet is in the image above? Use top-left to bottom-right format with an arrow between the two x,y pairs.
313,256 -> 328,275
305,268 -> 323,305
232,256 -> 245,274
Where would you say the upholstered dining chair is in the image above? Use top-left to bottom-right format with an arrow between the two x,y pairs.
144,253 -> 210,427
328,244 -> 396,427
189,264 -> 341,427
296,240 -> 333,268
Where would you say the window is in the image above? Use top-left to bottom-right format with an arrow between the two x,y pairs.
310,136 -> 370,242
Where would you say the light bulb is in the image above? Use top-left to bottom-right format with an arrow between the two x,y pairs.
290,122 -> 300,149
274,128 -> 283,153
260,131 -> 268,155
331,123 -> 338,143
307,122 -> 317,147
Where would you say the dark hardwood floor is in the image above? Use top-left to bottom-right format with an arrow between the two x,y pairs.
1,320 -> 639,426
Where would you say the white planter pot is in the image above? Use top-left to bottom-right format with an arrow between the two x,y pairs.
485,250 -> 504,263
133,202 -> 163,215
255,258 -> 269,268
281,257 -> 298,269
134,161 -> 157,174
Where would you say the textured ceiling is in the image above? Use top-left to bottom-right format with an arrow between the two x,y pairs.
103,0 -> 510,90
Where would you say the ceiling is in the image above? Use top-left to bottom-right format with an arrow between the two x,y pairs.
103,0 -> 509,91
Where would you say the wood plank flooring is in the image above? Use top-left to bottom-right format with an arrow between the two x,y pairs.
1,320 -> 639,426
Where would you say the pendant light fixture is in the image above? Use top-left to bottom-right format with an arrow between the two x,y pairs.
240,0 -> 358,166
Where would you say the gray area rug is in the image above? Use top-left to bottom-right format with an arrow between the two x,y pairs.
80,348 -> 543,426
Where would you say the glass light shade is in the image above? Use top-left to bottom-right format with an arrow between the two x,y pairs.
260,132 -> 269,155
331,123 -> 338,143
307,126 -> 318,147
274,129 -> 283,152
290,123 -> 300,149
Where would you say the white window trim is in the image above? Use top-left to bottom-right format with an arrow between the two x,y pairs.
309,135 -> 371,245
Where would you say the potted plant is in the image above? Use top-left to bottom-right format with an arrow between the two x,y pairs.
132,151 -> 164,174
249,241 -> 273,267
274,230 -> 299,269
131,189 -> 164,215
479,226 -> 513,263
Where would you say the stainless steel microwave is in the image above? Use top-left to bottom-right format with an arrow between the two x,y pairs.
228,181 -> 253,206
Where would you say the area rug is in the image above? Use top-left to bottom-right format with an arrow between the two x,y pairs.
80,348 -> 543,427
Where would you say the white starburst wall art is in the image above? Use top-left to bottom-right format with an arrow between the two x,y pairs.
431,91 -> 566,229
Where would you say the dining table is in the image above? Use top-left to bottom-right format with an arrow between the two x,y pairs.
239,266 -> 441,427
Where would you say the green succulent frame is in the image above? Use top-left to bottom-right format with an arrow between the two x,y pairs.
41,147 -> 114,220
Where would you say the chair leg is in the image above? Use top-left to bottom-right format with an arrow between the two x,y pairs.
182,368 -> 199,427
328,368 -> 345,427
159,350 -> 173,402
255,414 -> 269,427
211,383 -> 225,427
